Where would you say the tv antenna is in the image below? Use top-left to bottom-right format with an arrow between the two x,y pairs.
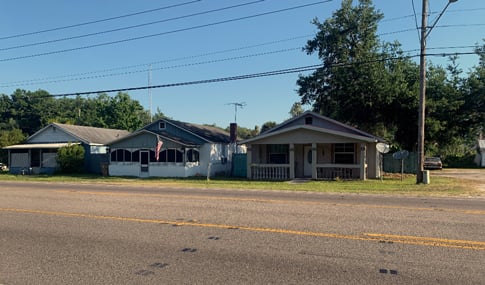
226,102 -> 246,123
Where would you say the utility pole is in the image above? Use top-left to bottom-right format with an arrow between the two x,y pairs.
416,0 -> 428,184
416,0 -> 457,184
148,64 -> 153,122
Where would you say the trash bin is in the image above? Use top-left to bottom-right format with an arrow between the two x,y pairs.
422,170 -> 430,184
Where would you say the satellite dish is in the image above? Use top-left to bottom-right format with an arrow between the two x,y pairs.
376,143 -> 390,154
392,150 -> 409,160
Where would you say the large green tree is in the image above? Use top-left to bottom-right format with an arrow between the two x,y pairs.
297,0 -> 421,149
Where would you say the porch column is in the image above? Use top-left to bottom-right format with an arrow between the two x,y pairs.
289,143 -> 295,179
360,143 -> 367,180
246,145 -> 252,179
312,143 -> 317,179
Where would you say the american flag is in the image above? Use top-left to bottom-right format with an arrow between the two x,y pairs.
155,135 -> 163,161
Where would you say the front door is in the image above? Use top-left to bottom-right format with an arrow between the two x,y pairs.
303,146 -> 312,177
140,150 -> 149,174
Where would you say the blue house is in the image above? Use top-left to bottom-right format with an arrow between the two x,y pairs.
3,123 -> 130,174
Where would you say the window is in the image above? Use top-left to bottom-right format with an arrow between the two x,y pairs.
123,150 -> 132,162
159,150 -> 167,162
334,143 -> 355,164
187,149 -> 200,162
159,122 -> 166,130
132,150 -> 140,162
305,116 -> 313,125
149,150 -> 156,162
110,149 -> 132,162
165,149 -> 184,163
110,150 -> 117,162
268,144 -> 288,164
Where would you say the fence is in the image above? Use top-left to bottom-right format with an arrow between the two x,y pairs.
383,152 -> 417,174
232,153 -> 247,177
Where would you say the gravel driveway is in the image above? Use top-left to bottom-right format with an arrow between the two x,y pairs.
431,168 -> 485,191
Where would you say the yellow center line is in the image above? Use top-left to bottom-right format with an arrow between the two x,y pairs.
2,207 -> 484,251
364,233 -> 485,250
55,190 -> 485,215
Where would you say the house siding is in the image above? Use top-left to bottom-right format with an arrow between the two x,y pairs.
145,121 -> 207,145
253,129 -> 365,145
29,125 -> 79,143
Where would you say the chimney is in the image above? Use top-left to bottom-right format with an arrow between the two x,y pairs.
230,123 -> 237,143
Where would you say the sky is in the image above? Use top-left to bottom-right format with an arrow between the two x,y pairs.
0,0 -> 483,130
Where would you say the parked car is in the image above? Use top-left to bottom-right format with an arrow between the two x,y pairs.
0,163 -> 7,171
424,157 -> 442,170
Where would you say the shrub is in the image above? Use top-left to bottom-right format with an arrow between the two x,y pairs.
57,144 -> 85,173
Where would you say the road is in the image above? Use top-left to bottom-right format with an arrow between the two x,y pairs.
1,181 -> 484,284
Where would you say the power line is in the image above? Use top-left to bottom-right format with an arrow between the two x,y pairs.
1,46 -> 476,88
0,0 -> 202,40
0,48 -> 302,87
0,35 -> 312,86
0,0 -> 266,51
0,1 -> 332,63
45,51 -> 476,98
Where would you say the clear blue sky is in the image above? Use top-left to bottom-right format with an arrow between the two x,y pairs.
1,0 -> 483,130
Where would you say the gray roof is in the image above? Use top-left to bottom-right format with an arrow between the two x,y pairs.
165,119 -> 231,144
50,123 -> 131,144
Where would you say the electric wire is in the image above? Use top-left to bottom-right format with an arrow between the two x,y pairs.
0,1 -> 332,62
0,0 -> 266,51
0,0 -> 202,40
410,0 -> 421,42
43,51 -> 476,98
0,48 -> 302,87
0,35 -> 312,86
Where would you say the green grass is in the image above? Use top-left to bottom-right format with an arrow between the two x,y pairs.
0,171 -> 480,197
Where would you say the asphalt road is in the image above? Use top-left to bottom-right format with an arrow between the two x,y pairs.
1,181 -> 484,284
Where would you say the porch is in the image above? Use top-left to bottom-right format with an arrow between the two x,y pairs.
246,143 -> 368,181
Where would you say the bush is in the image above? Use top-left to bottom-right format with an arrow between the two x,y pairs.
57,144 -> 85,173
442,154 -> 477,168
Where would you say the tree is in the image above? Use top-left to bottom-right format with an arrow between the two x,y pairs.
296,0 -> 421,149
152,107 -> 170,121
9,89 -> 55,135
462,42 -> 485,138
104,92 -> 146,131
289,102 -> 304,117
57,144 -> 85,173
260,121 -> 277,133
297,0 -> 384,123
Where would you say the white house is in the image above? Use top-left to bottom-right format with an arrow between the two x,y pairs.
108,119 -> 236,178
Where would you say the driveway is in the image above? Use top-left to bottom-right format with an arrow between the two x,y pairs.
431,168 -> 485,191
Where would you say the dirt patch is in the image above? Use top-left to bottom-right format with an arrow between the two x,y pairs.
430,169 -> 485,191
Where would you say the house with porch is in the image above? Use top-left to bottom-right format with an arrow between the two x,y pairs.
3,123 -> 130,175
108,119 -> 236,178
240,111 -> 385,180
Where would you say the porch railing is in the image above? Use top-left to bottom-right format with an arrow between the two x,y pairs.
250,164 -> 290,180
316,164 -> 361,180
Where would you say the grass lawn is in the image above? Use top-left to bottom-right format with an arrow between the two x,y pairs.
0,171 -> 481,197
